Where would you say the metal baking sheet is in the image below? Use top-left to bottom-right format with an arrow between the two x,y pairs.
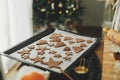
3,28 -> 100,73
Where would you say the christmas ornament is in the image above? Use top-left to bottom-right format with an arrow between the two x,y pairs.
33,0 -> 84,30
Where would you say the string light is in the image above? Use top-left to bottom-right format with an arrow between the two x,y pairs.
51,2 -> 55,10
59,11 -> 62,14
66,10 -> 69,13
40,8 -> 46,12
58,2 -> 63,8
73,8 -> 76,11
69,13 -> 72,16
71,4 -> 74,8
67,0 -> 70,2
47,0 -> 51,4
35,0 -> 39,2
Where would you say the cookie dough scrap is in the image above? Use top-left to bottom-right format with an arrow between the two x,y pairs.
42,57 -> 63,69
72,46 -> 84,53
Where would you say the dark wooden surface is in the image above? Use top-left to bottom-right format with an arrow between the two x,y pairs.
76,26 -> 102,39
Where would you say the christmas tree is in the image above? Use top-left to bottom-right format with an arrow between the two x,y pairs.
33,0 -> 84,30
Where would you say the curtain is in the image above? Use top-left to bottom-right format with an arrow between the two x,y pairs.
112,0 -> 120,31
0,0 -> 33,72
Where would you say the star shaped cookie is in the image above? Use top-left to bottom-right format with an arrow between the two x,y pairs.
42,57 -> 63,69
63,56 -> 71,61
31,56 -> 45,63
18,49 -> 31,56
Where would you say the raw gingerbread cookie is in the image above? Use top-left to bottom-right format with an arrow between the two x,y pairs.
21,54 -> 29,60
68,40 -> 75,44
31,56 -> 45,63
80,43 -> 87,47
49,33 -> 63,38
54,53 -> 62,58
63,56 -> 71,61
37,50 -> 45,55
55,42 -> 66,48
36,40 -> 48,45
42,57 -> 63,69
28,45 -> 35,49
48,43 -> 54,47
63,46 -> 71,51
36,46 -> 50,51
49,50 -> 57,54
65,52 -> 72,56
50,37 -> 61,42
72,46 -> 84,53
86,40 -> 93,43
18,49 -> 31,56
76,38 -> 85,43
64,36 -> 73,41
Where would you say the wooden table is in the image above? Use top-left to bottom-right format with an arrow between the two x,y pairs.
101,36 -> 120,80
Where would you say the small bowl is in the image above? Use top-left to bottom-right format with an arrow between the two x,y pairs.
74,66 -> 88,74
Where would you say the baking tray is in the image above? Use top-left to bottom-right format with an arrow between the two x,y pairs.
3,28 -> 101,73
